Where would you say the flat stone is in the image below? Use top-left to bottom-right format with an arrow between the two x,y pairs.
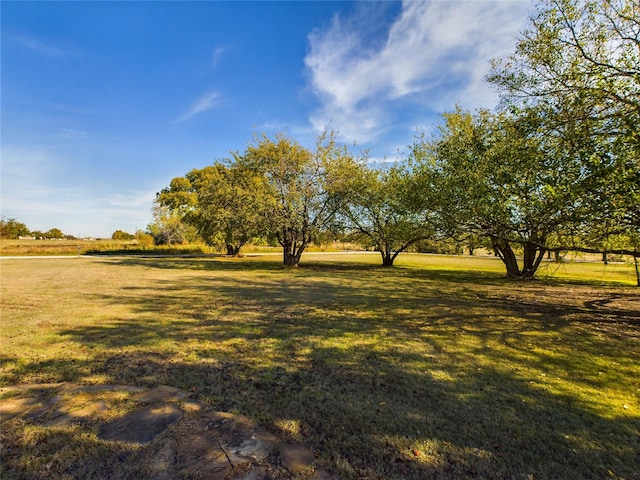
53,399 -> 79,414
280,443 -> 315,474
148,436 -> 176,480
230,434 -> 278,464
45,400 -> 108,427
181,450 -> 231,480
98,403 -> 182,444
173,423 -> 232,480
23,396 -> 62,420
132,385 -> 191,403
67,384 -> 145,394
0,397 -> 40,422
229,466 -> 268,480
2,383 -> 317,479
313,468 -> 335,479
0,383 -> 64,396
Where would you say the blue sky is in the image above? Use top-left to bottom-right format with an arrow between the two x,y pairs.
1,1 -> 533,238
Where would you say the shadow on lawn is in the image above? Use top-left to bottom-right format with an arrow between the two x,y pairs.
9,257 -> 640,479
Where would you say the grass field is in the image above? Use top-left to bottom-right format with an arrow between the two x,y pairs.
0,239 -> 212,257
1,253 -> 639,479
0,239 -> 360,257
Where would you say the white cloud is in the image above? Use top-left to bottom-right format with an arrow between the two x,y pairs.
0,144 -> 156,237
57,128 -> 88,139
176,91 -> 220,123
211,46 -> 227,69
12,33 -> 77,58
305,0 -> 532,144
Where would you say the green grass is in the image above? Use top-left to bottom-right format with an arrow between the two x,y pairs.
1,253 -> 638,479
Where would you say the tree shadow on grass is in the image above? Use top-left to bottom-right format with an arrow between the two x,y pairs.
10,346 -> 637,479
5,257 -> 639,479
1,420 -> 148,480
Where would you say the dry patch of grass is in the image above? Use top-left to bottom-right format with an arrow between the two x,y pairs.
0,239 -> 217,257
1,254 -> 639,479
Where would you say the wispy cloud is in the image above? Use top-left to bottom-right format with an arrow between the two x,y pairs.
11,33 -> 77,58
211,46 -> 227,69
176,91 -> 220,123
57,128 -> 88,139
304,0 -> 531,144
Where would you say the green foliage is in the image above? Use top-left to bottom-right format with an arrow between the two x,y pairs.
135,229 -> 154,248
157,160 -> 271,256
412,239 -> 463,255
411,107 -> 590,278
147,0 -> 638,277
333,159 -> 437,266
147,204 -> 190,246
241,131 -> 352,266
488,0 -> 640,252
0,217 -> 30,239
111,230 -> 134,241
44,228 -> 65,239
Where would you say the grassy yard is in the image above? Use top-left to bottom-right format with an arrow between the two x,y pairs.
1,253 -> 638,479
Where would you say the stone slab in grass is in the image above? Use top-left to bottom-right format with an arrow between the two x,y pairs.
2,383 -> 335,479
280,443 -> 315,474
45,399 -> 108,427
230,432 -> 281,464
0,397 -> 41,422
67,384 -> 146,395
312,469 -> 336,479
98,403 -> 183,444
132,384 -> 192,403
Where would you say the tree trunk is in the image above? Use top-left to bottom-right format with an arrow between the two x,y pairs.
225,244 -> 241,256
491,237 -> 546,279
283,243 -> 297,267
381,253 -> 394,267
492,237 -> 521,278
283,251 -> 296,267
521,242 -> 546,279
380,246 -> 395,267
282,240 -> 306,267
634,255 -> 639,287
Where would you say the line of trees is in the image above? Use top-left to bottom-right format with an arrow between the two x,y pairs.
0,217 -> 73,240
156,0 -> 638,281
0,219 -> 148,243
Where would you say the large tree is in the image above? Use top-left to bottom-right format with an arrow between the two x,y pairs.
0,217 -> 30,239
241,132 -> 350,267
412,107 -> 587,279
335,160 -> 436,267
488,0 -> 640,255
157,162 -> 270,255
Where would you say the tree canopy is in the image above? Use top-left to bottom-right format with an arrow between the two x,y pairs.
334,160 -> 436,267
410,107 -> 591,278
488,0 -> 640,252
153,0 -> 638,280
157,162 -> 270,255
0,217 -> 30,239
240,132 -> 351,267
